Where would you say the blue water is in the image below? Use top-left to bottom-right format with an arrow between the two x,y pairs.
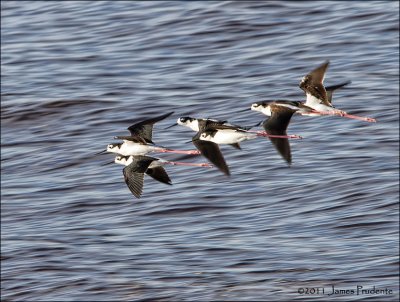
1,1 -> 399,301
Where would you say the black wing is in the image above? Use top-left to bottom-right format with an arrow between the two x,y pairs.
146,166 -> 172,185
123,168 -> 145,198
299,60 -> 330,105
202,120 -> 250,133
263,109 -> 295,165
325,81 -> 351,104
122,156 -> 156,198
192,135 -> 230,176
197,119 -> 227,132
267,136 -> 291,165
127,111 -> 174,144
263,108 -> 295,134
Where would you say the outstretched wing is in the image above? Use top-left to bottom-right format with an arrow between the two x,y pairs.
263,108 -> 296,165
127,111 -> 174,144
122,156 -> 155,198
263,107 -> 295,134
192,134 -> 230,176
300,61 -> 330,107
123,168 -> 145,198
325,81 -> 351,104
146,166 -> 172,185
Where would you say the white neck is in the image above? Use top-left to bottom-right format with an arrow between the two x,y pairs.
188,120 -> 199,131
260,106 -> 272,116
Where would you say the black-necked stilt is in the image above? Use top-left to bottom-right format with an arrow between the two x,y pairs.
112,155 -> 212,198
191,119 -> 258,176
174,117 -> 300,140
105,139 -> 200,156
251,102 -> 299,165
98,112 -> 200,156
299,61 -> 375,122
250,81 -> 351,117
167,117 -> 251,132
184,118 -> 301,175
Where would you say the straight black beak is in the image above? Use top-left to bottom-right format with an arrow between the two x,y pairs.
253,120 -> 263,127
102,161 -> 115,166
164,123 -> 178,130
96,150 -> 107,155
238,107 -> 251,113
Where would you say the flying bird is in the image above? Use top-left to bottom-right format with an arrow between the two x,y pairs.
251,103 -> 298,165
97,112 -> 200,156
177,118 -> 300,175
113,154 -> 212,198
299,61 -> 375,122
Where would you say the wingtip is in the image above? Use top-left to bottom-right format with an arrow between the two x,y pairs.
213,163 -> 231,176
319,60 -> 330,70
311,60 -> 330,72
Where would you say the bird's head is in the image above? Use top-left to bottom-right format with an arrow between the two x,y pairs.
251,102 -> 272,116
107,143 -> 122,153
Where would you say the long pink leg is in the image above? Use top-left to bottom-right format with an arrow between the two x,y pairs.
154,148 -> 201,155
340,113 -> 376,122
313,110 -> 376,122
164,161 -> 213,168
247,130 -> 302,139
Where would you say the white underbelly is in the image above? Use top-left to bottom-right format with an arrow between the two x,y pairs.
120,142 -> 152,155
309,103 -> 336,112
300,111 -> 325,116
305,93 -> 333,109
260,107 -> 272,116
204,130 -> 256,144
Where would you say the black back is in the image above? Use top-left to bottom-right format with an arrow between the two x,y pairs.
198,119 -> 227,132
